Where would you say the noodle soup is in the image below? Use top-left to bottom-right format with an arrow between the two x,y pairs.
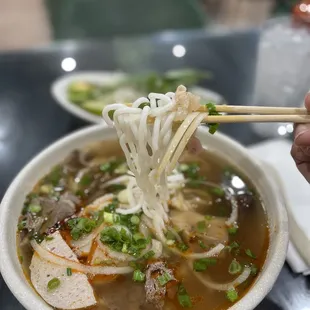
17,140 -> 269,310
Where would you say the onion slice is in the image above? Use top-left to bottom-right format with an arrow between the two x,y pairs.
193,265 -> 251,291
31,240 -> 133,275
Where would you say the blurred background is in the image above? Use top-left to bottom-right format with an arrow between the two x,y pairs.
0,0 -> 302,51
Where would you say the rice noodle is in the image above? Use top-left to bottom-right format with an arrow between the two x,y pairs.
193,265 -> 251,291
102,85 -> 203,250
31,240 -> 133,275
185,243 -> 225,259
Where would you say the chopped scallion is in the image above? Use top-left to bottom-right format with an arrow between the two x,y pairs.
198,240 -> 207,249
245,249 -> 256,259
103,212 -> 114,224
251,264 -> 258,276
205,215 -> 213,221
177,242 -> 189,252
177,283 -> 192,308
210,187 -> 225,197
138,102 -> 150,109
28,204 -> 42,213
108,110 -> 115,120
133,270 -> 145,282
45,236 -> 54,241
228,226 -> 238,235
196,220 -> 206,233
66,267 -> 72,276
47,278 -> 61,291
130,215 -> 140,225
228,259 -> 242,275
142,250 -> 155,260
193,258 -> 217,272
226,288 -> 238,302
157,272 -> 173,286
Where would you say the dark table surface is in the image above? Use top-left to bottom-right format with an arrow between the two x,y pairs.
0,29 -> 308,310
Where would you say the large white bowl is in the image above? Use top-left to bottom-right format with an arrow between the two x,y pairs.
51,71 -> 225,124
0,125 -> 288,310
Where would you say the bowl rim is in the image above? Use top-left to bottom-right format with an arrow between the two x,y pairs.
50,70 -> 225,124
0,124 -> 288,310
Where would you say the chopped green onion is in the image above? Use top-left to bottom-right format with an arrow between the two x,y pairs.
198,240 -> 207,249
19,255 -> 24,263
177,242 -> 189,252
67,218 -> 97,240
210,187 -> 225,197
245,249 -> 256,259
177,283 -> 192,308
228,226 -> 238,235
103,212 -> 114,224
79,174 -> 92,186
138,102 -> 150,109
122,243 -> 128,253
28,204 -> 42,213
66,267 -> 72,276
251,264 -> 258,276
45,236 -> 54,241
18,220 -> 27,230
206,103 -> 220,135
229,259 -> 242,275
205,215 -> 213,221
133,270 -> 145,282
226,241 -> 240,252
133,233 -> 144,242
157,272 -> 173,286
47,278 -> 61,291
130,215 -> 140,225
108,110 -> 115,120
193,258 -> 217,272
142,250 -> 155,260
196,220 -> 206,233
226,288 -> 238,302
193,260 -> 208,272
40,184 -> 53,194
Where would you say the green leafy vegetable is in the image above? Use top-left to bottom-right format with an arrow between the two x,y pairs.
228,259 -> 242,275
47,278 -> 61,291
133,270 -> 146,282
177,283 -> 192,308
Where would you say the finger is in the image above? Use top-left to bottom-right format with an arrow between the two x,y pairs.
291,144 -> 310,164
291,144 -> 310,183
294,123 -> 310,146
305,92 -> 310,110
296,162 -> 310,183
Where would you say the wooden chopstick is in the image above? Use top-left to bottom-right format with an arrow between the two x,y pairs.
204,114 -> 310,123
203,105 -> 308,115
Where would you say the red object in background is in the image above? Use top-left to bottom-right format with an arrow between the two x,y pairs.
292,1 -> 310,26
